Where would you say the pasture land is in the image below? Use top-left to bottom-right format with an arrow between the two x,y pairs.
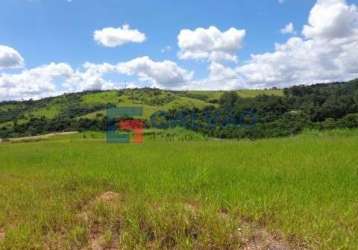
0,130 -> 357,249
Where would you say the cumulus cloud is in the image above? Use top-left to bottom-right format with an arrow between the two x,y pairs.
200,0 -> 358,89
0,45 -> 24,69
236,0 -> 358,88
177,26 -> 246,62
302,0 -> 358,40
94,24 -> 146,47
69,57 -> 193,89
280,22 -> 295,34
202,62 -> 245,90
65,63 -> 116,92
66,57 -> 193,90
0,63 -> 73,101
0,57 -> 192,101
3,0 -> 358,98
116,56 -> 193,88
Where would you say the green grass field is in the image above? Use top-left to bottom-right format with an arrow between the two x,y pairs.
0,130 -> 357,249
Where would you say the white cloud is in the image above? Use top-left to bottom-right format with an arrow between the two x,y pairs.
302,0 -> 358,40
94,24 -> 146,47
65,63 -> 116,92
70,57 -> 193,89
0,45 -> 24,69
280,22 -> 295,34
0,63 -> 73,101
0,57 -> 193,101
3,0 -> 358,97
203,62 -> 245,90
211,0 -> 358,89
177,26 -> 246,62
116,56 -> 193,88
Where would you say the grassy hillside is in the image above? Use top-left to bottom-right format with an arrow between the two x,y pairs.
0,88 -> 283,129
3,80 -> 358,141
0,129 -> 357,249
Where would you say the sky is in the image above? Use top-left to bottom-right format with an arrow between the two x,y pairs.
1,0 -> 358,101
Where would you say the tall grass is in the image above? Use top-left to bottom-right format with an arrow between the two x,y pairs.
0,131 -> 357,249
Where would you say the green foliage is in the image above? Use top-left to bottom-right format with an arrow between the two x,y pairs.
150,79 -> 358,140
0,89 -> 223,138
2,79 -> 358,140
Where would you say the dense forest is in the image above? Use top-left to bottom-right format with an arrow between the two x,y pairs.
152,79 -> 358,139
1,79 -> 358,139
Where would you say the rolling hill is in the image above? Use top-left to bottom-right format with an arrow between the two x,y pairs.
0,88 -> 283,130
2,79 -> 358,140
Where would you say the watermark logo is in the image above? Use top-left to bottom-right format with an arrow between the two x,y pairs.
149,109 -> 257,130
106,106 -> 257,143
106,107 -> 144,144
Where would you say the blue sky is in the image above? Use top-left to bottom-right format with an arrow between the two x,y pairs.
0,0 -> 314,67
1,0 -> 358,100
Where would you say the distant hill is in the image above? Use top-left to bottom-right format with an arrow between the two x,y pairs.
0,88 -> 283,129
2,79 -> 358,140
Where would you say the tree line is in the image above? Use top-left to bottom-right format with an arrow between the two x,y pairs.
1,79 -> 358,139
149,79 -> 358,139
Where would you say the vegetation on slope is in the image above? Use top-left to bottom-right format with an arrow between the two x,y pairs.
2,79 -> 358,140
0,88 -> 282,138
151,79 -> 358,139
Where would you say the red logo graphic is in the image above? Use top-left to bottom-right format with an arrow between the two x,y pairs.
117,119 -> 144,144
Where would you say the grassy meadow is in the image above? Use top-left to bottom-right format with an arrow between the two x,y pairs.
0,130 -> 357,249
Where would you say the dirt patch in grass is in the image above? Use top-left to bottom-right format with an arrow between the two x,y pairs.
71,195 -> 303,249
77,192 -> 122,221
232,213 -> 296,250
0,228 -> 5,241
87,222 -> 119,250
79,192 -> 122,250
183,201 -> 200,214
183,202 -> 294,250
241,227 -> 291,250
96,192 -> 121,204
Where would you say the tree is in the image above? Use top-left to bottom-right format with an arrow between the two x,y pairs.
219,91 -> 239,109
